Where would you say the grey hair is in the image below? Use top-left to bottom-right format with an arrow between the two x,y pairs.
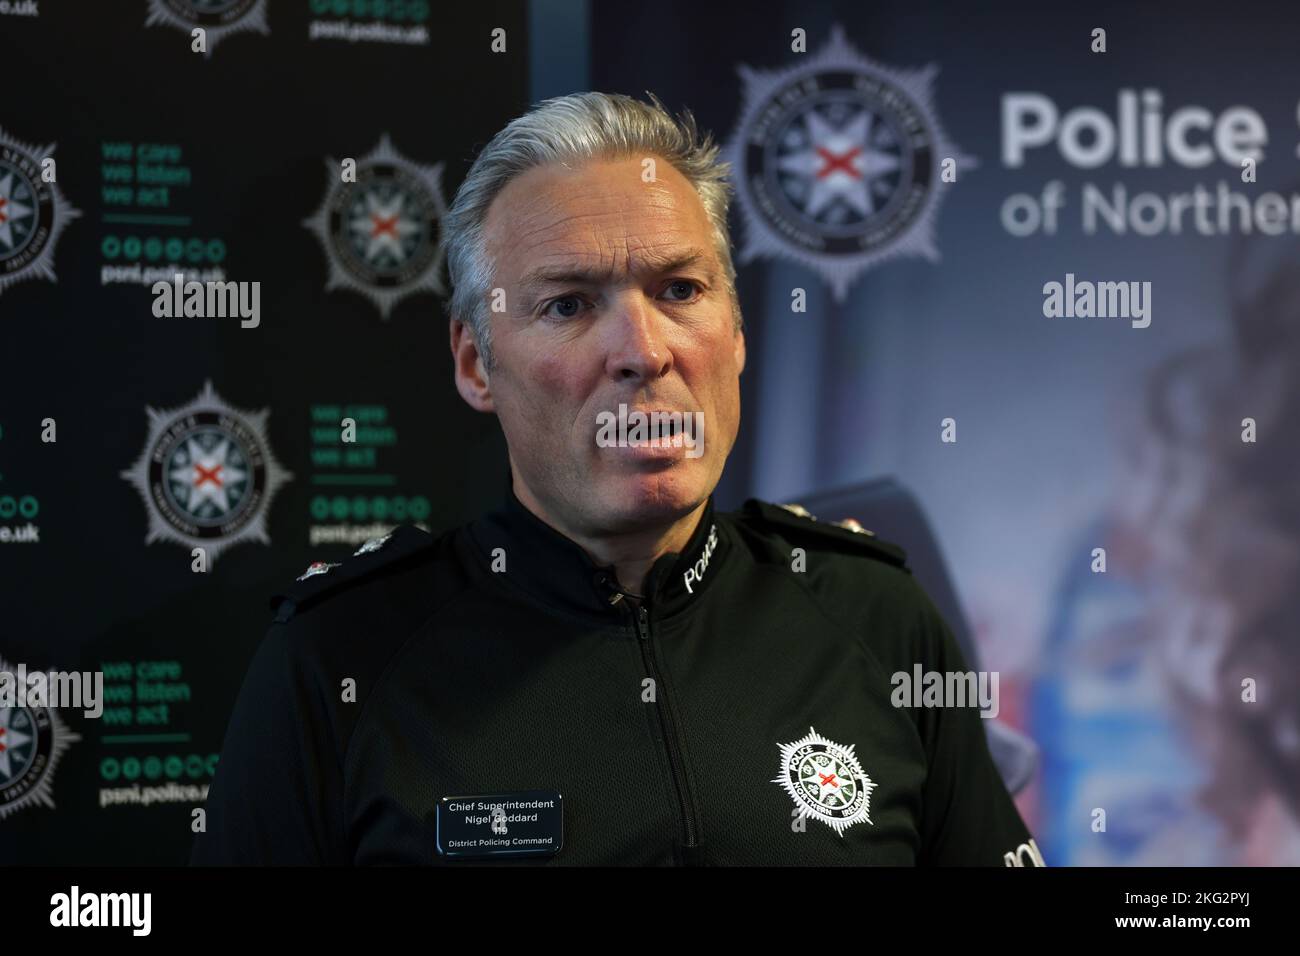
442,90 -> 742,370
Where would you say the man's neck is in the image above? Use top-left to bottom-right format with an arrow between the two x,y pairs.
511,475 -> 708,597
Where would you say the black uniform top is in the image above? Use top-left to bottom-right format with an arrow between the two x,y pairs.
190,487 -> 1041,866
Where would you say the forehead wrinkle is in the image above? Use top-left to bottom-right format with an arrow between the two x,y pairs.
503,184 -> 631,237
499,171 -> 702,256
518,240 -> 718,294
491,204 -> 628,286
489,164 -> 721,297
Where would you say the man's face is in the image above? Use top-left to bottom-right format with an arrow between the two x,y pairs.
457,154 -> 745,538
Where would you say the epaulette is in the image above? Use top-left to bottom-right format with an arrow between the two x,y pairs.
271,524 -> 435,623
740,499 -> 909,570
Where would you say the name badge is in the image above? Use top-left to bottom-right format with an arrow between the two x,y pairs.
436,789 -> 564,860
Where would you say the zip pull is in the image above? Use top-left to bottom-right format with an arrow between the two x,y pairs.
593,570 -> 628,606
637,604 -> 650,638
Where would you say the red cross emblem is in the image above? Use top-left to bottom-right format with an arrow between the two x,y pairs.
193,463 -> 223,487
370,213 -> 399,238
815,145 -> 863,179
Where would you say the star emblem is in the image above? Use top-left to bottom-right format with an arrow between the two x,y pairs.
0,656 -> 80,820
120,381 -> 293,562
303,133 -> 448,319
0,126 -> 81,297
168,437 -> 248,515
144,0 -> 269,57
725,24 -> 975,301
773,725 -> 877,836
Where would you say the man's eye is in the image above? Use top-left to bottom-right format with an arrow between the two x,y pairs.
662,280 -> 701,302
543,295 -> 587,320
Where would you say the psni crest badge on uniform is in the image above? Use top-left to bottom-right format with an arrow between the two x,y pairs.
772,726 -> 876,836
435,790 -> 564,860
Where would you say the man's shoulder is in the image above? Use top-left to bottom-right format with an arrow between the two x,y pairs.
723,499 -> 945,667
724,498 -> 911,573
723,497 -> 931,634
270,524 -> 467,627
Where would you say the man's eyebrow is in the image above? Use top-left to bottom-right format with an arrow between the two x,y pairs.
517,248 -> 718,291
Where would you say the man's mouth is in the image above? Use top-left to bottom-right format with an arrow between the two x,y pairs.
618,407 -> 686,441
593,403 -> 704,458
641,410 -> 683,438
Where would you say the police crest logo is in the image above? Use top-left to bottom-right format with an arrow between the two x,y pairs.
144,0 -> 270,56
0,127 -> 81,298
724,25 -> 972,301
302,133 -> 448,319
120,381 -> 294,562
0,657 -> 81,821
773,725 -> 877,835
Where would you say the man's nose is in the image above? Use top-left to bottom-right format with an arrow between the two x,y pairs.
603,291 -> 672,383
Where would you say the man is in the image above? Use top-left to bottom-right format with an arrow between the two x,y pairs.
191,91 -> 1041,866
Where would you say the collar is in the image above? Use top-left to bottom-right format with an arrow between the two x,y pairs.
466,479 -> 729,623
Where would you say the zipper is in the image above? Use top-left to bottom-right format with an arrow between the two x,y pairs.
630,600 -> 701,856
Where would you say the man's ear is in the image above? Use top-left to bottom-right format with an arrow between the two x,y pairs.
734,322 -> 747,376
449,318 -> 495,413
